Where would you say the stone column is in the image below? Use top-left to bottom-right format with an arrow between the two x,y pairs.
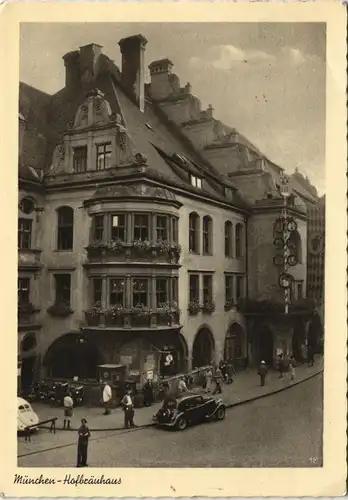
126,213 -> 133,244
151,213 -> 157,243
87,131 -> 94,170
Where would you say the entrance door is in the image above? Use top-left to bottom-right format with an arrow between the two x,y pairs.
21,356 -> 36,394
192,328 -> 214,368
257,327 -> 274,366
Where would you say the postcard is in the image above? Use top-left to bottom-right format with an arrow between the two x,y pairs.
0,1 -> 346,497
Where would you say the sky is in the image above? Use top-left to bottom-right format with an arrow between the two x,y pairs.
20,23 -> 326,193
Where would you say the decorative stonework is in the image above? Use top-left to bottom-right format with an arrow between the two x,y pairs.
72,88 -> 113,130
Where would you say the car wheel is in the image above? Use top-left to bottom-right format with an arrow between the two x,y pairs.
176,417 -> 187,431
216,407 -> 226,420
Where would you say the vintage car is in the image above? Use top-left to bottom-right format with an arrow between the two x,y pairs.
153,393 -> 226,431
17,397 -> 39,433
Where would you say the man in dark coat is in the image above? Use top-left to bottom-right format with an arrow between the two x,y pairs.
143,379 -> 154,407
258,361 -> 268,386
121,389 -> 136,428
77,418 -> 91,467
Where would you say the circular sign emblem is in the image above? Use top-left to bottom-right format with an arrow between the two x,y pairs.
103,372 -> 109,378
279,273 -> 294,289
286,254 -> 298,267
287,220 -> 298,232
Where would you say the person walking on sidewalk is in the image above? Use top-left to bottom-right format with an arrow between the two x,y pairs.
63,391 -> 74,430
205,367 -> 213,392
289,355 -> 296,381
76,418 -> 91,467
102,381 -> 112,415
277,354 -> 285,378
143,379 -> 154,407
178,377 -> 188,393
258,360 -> 268,387
121,389 -> 136,429
213,367 -> 223,394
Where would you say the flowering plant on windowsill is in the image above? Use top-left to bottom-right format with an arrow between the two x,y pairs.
157,301 -> 181,316
18,302 -> 37,315
87,240 -> 109,250
170,242 -> 182,258
188,300 -> 201,315
108,238 -> 126,252
130,303 -> 152,317
105,304 -> 126,317
202,300 -> 216,314
47,301 -> 73,317
132,239 -> 152,253
86,302 -> 103,317
224,301 -> 236,312
154,239 -> 171,254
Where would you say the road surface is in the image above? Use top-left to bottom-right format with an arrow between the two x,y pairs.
18,374 -> 323,468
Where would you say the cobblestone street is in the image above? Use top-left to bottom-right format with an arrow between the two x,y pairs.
18,373 -> 323,468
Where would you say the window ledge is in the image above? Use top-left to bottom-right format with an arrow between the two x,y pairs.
53,249 -> 74,253
18,248 -> 42,254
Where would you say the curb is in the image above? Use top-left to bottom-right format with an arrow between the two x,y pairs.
39,369 -> 323,433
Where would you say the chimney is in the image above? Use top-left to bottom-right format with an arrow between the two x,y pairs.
118,34 -> 148,112
62,50 -> 80,89
148,58 -> 174,100
79,43 -> 103,89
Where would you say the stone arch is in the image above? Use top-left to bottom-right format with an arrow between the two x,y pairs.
224,322 -> 246,363
43,333 -> 104,380
192,325 -> 215,369
288,230 -> 302,264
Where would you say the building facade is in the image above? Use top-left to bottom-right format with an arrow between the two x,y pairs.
17,34 -> 323,393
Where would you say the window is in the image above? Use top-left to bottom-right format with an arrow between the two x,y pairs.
189,212 -> 200,253
54,274 -> 71,304
236,276 -> 244,300
109,278 -> 125,306
190,175 -> 202,188
171,277 -> 178,305
288,230 -> 302,264
132,278 -> 149,307
92,278 -> 102,305
171,217 -> 178,243
156,278 -> 168,306
203,275 -> 213,303
189,274 -> 199,302
111,214 -> 126,241
235,223 -> 244,258
73,146 -> 87,173
57,207 -> 74,250
225,275 -> 234,303
93,215 -> 104,242
18,218 -> 32,249
96,143 -> 112,170
156,215 -> 168,241
202,216 -> 213,255
133,214 -> 149,241
224,221 -> 233,257
18,278 -> 30,304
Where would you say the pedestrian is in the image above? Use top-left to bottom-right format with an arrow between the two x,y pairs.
258,360 -> 268,386
205,367 -> 213,392
213,367 -> 223,394
178,377 -> 188,393
289,355 -> 296,381
63,391 -> 74,430
219,360 -> 228,383
102,381 -> 112,415
277,353 -> 285,378
76,418 -> 91,467
143,379 -> 154,407
121,389 -> 136,429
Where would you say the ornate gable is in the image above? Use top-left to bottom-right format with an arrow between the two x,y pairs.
72,88 -> 112,130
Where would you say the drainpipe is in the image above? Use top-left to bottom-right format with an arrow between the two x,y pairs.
245,216 -> 250,368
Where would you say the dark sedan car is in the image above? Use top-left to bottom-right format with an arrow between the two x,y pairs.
153,393 -> 226,431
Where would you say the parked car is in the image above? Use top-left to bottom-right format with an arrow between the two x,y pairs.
17,397 -> 39,433
153,393 -> 226,431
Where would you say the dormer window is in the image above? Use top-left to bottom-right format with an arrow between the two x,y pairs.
73,146 -> 87,173
173,153 -> 188,165
96,143 -> 112,170
190,175 -> 202,189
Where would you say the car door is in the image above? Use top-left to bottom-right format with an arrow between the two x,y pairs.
186,396 -> 206,423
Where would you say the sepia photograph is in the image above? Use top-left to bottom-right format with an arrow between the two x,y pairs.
17,21 -> 327,469
0,2 -> 345,497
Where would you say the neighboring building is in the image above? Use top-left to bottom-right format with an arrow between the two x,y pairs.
17,34 -> 323,392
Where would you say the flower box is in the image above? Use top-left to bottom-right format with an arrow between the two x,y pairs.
188,300 -> 201,315
47,302 -> 73,317
202,301 -> 216,314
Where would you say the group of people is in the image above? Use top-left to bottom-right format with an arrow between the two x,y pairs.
257,353 -> 297,386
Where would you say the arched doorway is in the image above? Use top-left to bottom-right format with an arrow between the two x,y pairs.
256,325 -> 274,366
192,327 -> 215,368
20,333 -> 37,393
224,323 -> 245,364
43,334 -> 103,380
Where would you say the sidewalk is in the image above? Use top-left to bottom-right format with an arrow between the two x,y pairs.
31,358 -> 323,432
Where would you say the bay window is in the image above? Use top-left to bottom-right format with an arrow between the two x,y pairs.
134,214 -> 149,241
132,278 -> 149,307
